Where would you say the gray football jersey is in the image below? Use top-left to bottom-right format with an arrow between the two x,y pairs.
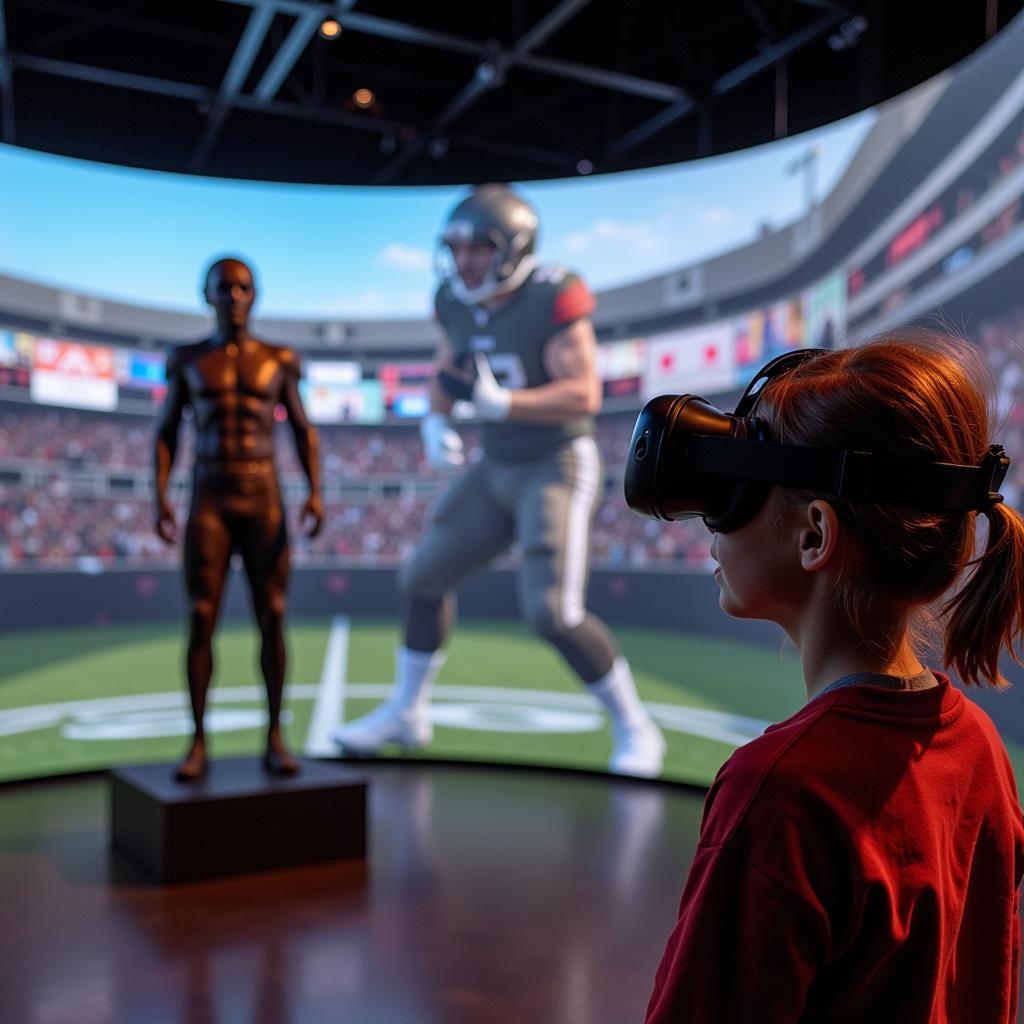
435,265 -> 596,462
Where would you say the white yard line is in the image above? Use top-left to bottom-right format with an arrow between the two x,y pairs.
303,615 -> 350,756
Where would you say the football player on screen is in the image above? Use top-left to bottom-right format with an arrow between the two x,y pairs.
333,184 -> 665,777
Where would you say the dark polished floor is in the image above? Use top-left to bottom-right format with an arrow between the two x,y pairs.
0,762 -> 707,1024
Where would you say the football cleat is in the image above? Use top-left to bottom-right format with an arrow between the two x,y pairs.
331,701 -> 433,756
608,718 -> 666,778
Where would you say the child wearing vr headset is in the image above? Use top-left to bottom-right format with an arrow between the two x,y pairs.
626,334 -> 1024,1023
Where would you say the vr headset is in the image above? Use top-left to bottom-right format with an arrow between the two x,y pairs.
624,348 -> 1010,533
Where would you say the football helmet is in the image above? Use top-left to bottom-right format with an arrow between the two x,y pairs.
438,183 -> 539,304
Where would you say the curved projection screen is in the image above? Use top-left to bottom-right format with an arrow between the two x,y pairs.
2,21 -> 1024,786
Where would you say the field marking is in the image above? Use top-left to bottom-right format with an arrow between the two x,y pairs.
0,681 -> 770,747
303,615 -> 350,756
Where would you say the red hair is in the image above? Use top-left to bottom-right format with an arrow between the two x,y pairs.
757,331 -> 1024,687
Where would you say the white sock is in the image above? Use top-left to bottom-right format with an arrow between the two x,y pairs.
589,657 -> 651,731
393,646 -> 446,713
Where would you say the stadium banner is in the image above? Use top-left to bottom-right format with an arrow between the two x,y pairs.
299,360 -> 384,424
114,348 -> 167,405
306,360 -> 361,387
733,294 -> 812,379
0,329 -> 33,391
301,380 -> 384,424
30,337 -> 117,411
643,321 -> 735,398
802,271 -> 847,349
597,337 -> 645,397
378,361 -> 432,418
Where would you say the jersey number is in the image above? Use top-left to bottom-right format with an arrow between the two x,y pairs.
483,353 -> 528,389
532,265 -> 567,285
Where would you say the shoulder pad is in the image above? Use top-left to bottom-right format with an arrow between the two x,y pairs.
549,271 -> 594,326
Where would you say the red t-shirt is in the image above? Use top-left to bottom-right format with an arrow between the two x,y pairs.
646,677 -> 1024,1023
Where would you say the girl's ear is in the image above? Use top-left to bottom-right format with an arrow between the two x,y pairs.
799,499 -> 841,573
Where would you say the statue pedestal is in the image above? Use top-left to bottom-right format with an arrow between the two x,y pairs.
109,757 -> 367,883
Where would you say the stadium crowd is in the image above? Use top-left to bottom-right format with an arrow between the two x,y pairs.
2,306 -> 1021,573
0,408 -> 713,571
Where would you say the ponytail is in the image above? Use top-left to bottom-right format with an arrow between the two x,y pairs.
944,502 -> 1024,688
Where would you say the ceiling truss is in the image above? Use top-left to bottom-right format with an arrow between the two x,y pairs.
0,0 -> 1013,184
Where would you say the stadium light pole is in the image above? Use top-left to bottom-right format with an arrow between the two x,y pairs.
784,145 -> 820,213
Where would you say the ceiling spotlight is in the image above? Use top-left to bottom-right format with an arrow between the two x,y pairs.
318,18 -> 342,40
576,159 -> 593,175
353,88 -> 375,109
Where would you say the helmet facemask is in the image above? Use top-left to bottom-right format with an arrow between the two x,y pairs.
436,186 -> 539,305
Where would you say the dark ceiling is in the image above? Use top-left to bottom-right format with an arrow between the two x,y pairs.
1,0 -> 1022,185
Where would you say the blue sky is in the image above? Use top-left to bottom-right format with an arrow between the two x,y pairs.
0,110 -> 874,319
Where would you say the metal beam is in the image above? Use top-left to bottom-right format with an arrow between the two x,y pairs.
515,52 -> 683,103
604,95 -> 698,159
331,8 -> 483,59
220,5 -> 277,97
373,0 -> 598,184
198,0 -> 363,168
191,3 -> 276,170
0,0 -> 13,142
252,8 -> 320,102
347,7 -> 684,101
371,70 -> 492,184
604,10 -> 845,160
710,10 -> 844,96
220,0 -> 683,102
6,52 -> 405,132
10,52 -> 210,101
512,0 -> 593,54
4,51 -> 583,178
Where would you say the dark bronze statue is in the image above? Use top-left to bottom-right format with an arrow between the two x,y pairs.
154,258 -> 322,780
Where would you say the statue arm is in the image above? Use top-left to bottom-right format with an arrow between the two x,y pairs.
154,350 -> 187,542
279,351 -> 323,537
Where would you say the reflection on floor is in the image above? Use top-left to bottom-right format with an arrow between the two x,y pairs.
0,762 -> 707,1024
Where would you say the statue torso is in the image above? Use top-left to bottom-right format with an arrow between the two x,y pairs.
173,338 -> 295,463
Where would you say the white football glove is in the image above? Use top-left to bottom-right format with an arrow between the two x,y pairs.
471,353 -> 513,422
420,411 -> 465,472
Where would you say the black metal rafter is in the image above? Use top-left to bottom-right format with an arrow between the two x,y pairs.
604,9 -> 848,161
373,0 -> 608,184
219,0 -> 686,104
253,0 -> 358,102
5,52 -> 579,175
191,4 -> 276,170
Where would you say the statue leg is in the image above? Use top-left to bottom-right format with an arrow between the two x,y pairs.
239,489 -> 296,775
178,499 -> 232,781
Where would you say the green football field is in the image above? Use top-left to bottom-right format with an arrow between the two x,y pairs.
3,617 -> 1023,789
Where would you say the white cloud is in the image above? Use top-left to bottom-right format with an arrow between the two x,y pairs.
561,218 -> 664,255
375,242 -> 432,272
699,206 -> 736,227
